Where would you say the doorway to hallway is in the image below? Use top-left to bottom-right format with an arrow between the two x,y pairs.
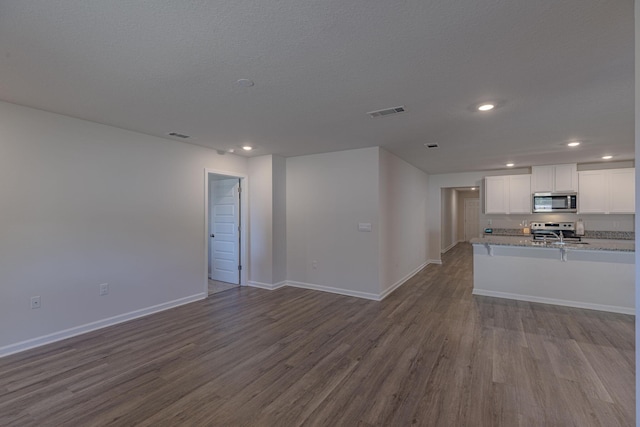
205,170 -> 247,296
464,198 -> 480,241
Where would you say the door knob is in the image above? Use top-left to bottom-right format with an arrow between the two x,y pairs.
210,234 -> 215,238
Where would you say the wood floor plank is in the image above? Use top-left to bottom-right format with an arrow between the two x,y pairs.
0,243 -> 634,426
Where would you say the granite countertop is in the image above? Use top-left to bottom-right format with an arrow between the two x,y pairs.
470,235 -> 635,252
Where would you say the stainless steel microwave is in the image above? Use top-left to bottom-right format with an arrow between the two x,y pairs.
532,192 -> 577,213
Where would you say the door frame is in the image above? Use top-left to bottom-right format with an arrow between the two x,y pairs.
204,168 -> 248,294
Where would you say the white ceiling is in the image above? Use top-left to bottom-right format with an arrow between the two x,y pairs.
0,1 -> 633,174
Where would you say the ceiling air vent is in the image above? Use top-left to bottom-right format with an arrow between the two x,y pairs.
367,106 -> 406,118
425,143 -> 439,149
167,132 -> 190,139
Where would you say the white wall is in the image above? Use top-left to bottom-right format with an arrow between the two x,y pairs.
272,155 -> 287,284
286,147 -> 380,297
248,156 -> 274,285
0,101 -> 248,355
440,188 -> 455,252
378,149 -> 429,293
247,154 -> 286,287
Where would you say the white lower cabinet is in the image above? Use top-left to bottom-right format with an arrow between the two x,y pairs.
485,175 -> 531,214
578,168 -> 635,214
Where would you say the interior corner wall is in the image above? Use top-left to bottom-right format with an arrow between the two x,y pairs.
0,101 -> 248,354
248,155 -> 275,285
378,149 -> 429,293
634,1 -> 639,419
247,155 -> 286,287
272,155 -> 287,284
286,147 -> 380,296
440,188 -> 455,252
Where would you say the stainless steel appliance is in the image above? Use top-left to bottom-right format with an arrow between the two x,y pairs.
531,222 -> 580,241
532,192 -> 577,213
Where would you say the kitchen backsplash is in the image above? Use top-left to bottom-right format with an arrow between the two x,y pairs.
487,228 -> 634,240
481,213 -> 634,233
584,230 -> 635,240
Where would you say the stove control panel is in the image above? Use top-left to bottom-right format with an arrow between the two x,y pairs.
531,222 -> 575,231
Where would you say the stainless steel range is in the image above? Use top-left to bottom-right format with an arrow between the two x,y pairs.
530,222 -> 581,242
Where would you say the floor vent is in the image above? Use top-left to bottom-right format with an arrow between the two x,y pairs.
367,106 -> 406,118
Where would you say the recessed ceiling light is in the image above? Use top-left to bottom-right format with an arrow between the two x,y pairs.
468,100 -> 505,113
602,155 -> 613,160
567,141 -> 581,147
478,103 -> 495,111
242,145 -> 253,151
506,163 -> 514,167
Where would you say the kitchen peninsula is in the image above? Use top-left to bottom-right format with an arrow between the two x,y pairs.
471,236 -> 634,314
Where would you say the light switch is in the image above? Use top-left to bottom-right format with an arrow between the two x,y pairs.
358,223 -> 372,232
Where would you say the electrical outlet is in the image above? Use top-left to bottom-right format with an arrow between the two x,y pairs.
99,283 -> 109,296
30,296 -> 41,309
312,261 -> 317,270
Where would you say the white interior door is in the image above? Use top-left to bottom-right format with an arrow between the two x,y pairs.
464,198 -> 480,241
210,178 -> 240,284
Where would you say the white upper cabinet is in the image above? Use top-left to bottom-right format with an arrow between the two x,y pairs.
508,175 -> 533,214
485,176 -> 508,214
578,168 -> 635,214
531,164 -> 578,192
485,175 -> 531,214
554,164 -> 579,192
609,169 -> 635,213
531,165 -> 554,193
578,171 -> 608,213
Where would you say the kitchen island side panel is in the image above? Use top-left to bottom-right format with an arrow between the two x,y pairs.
472,244 -> 634,314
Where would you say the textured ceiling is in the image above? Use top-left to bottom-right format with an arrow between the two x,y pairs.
0,0 -> 633,173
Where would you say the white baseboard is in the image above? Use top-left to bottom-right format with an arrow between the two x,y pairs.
285,281 -> 380,301
440,243 -> 455,254
247,280 -> 286,290
472,289 -> 634,315
441,240 -> 465,254
0,293 -> 206,358
379,261 -> 428,301
3,261 -> 434,358
427,258 -> 442,265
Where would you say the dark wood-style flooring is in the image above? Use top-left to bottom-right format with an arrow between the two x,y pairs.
208,279 -> 240,295
0,244 -> 634,426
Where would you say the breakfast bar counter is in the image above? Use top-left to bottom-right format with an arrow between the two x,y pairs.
470,235 -> 634,252
470,236 -> 635,314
